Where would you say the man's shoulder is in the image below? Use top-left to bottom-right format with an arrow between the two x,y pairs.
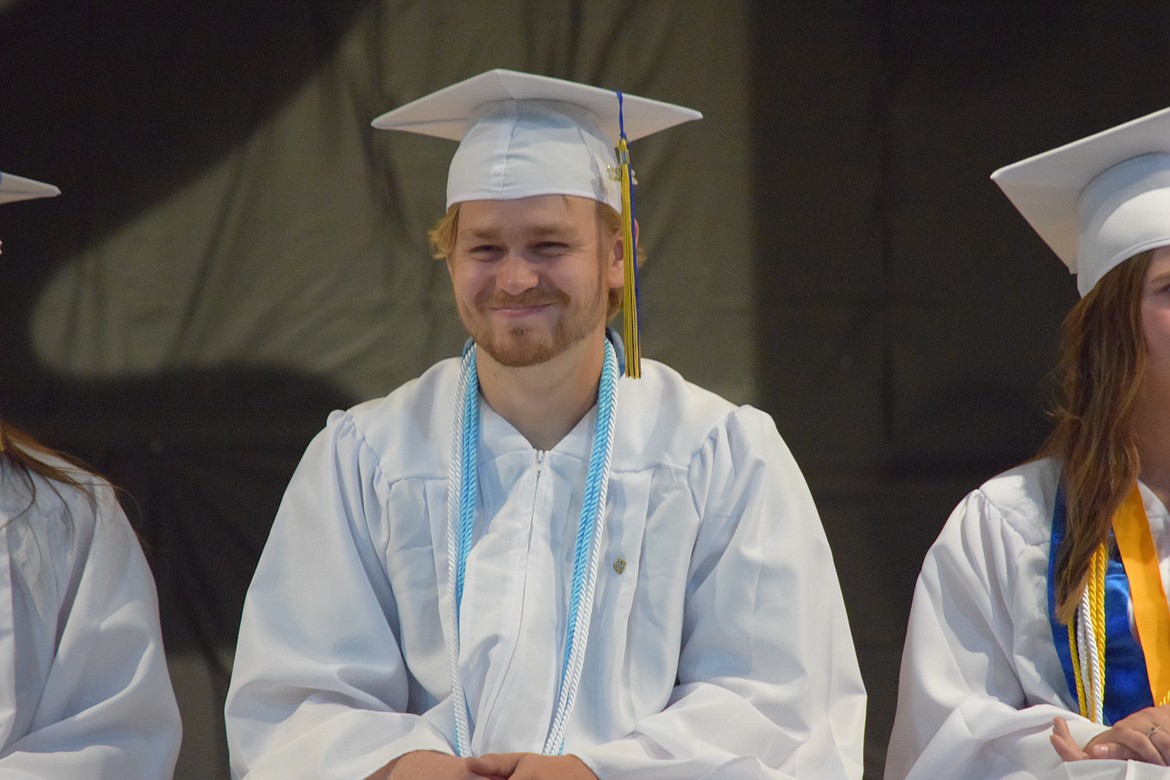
338,358 -> 462,470
633,359 -> 737,410
617,360 -> 778,470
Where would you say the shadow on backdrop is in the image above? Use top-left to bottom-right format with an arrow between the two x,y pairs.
1,1 -> 374,774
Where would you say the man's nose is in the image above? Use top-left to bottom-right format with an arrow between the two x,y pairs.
496,251 -> 539,293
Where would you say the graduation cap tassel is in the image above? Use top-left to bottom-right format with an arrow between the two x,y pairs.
617,91 -> 641,379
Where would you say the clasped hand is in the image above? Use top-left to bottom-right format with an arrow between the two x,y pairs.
367,749 -> 599,780
1051,705 -> 1170,764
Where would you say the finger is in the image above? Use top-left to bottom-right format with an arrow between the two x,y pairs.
464,764 -> 511,780
1051,733 -> 1083,762
466,753 -> 522,776
1087,739 -> 1145,762
1051,718 -> 1088,761
1093,728 -> 1166,765
1128,725 -> 1168,765
1149,726 -> 1170,764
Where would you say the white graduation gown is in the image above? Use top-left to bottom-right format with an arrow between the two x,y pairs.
886,456 -> 1170,780
225,357 -> 866,780
0,455 -> 181,778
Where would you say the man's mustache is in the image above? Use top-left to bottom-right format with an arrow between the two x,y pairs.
481,289 -> 569,308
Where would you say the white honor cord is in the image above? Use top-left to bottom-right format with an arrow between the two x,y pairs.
543,342 -> 619,754
1076,589 -> 1105,723
446,340 -> 619,756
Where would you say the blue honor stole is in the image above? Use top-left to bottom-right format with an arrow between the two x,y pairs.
1048,484 -> 1155,723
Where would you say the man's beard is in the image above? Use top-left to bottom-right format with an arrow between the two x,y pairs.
463,284 -> 605,368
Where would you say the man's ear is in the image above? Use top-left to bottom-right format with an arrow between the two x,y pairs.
607,219 -> 636,286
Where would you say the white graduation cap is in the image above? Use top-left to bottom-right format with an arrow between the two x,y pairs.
371,68 -> 702,211
372,68 -> 701,378
0,171 -> 60,205
992,106 -> 1170,296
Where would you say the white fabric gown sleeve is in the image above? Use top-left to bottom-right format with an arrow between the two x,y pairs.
576,408 -> 867,780
883,486 -> 1169,780
0,479 -> 181,779
225,411 -> 454,780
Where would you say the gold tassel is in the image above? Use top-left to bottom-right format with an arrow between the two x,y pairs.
618,136 -> 640,378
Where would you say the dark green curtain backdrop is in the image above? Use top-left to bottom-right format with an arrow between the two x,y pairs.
3,1 -> 1169,777
748,5 -> 1170,775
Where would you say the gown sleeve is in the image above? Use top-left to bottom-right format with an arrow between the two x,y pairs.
225,411 -> 454,780
884,485 -> 1170,780
0,477 -> 181,779
575,407 -> 867,780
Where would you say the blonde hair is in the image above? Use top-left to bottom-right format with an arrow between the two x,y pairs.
1041,251 -> 1152,622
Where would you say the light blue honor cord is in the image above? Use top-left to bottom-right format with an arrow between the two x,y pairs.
445,344 -> 478,756
446,339 -> 620,756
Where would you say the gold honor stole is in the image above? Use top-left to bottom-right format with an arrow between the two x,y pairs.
1114,483 -> 1170,707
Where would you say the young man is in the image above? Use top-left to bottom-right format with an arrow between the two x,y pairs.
225,70 -> 865,780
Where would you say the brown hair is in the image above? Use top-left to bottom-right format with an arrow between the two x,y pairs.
1040,251 -> 1152,622
427,199 -> 641,320
0,422 -> 92,528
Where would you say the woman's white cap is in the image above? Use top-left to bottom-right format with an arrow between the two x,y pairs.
992,106 -> 1170,296
0,172 -> 60,205
371,69 -> 701,211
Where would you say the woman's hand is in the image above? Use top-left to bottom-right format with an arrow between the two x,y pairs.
1052,706 -> 1170,765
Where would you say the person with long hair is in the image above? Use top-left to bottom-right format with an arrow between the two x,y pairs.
886,107 -> 1170,779
0,172 -> 181,777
